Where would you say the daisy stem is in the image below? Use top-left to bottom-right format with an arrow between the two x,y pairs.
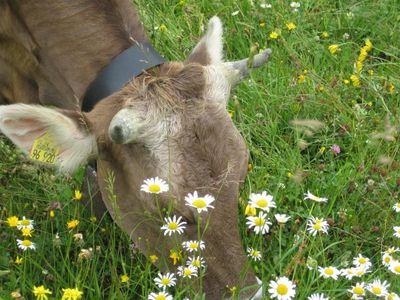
154,195 -> 164,221
279,225 -> 282,273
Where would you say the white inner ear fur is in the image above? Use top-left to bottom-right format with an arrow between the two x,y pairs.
204,64 -> 232,105
192,16 -> 224,65
0,104 -> 97,173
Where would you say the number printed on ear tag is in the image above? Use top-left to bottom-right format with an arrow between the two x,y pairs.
30,132 -> 59,164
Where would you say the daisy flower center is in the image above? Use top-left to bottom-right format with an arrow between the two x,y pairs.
313,223 -> 322,230
251,250 -> 260,257
385,256 -> 391,263
21,240 -> 32,247
358,258 -> 366,264
21,219 -> 30,226
276,284 -> 288,295
192,199 -> 207,208
394,265 -> 400,273
168,222 -> 178,230
155,296 -> 166,300
353,287 -> 364,295
161,278 -> 171,285
324,268 -> 334,276
254,217 -> 265,226
372,287 -> 382,295
397,203 -> 400,208
148,184 -> 161,193
256,199 -> 268,207
189,242 -> 199,249
193,260 -> 201,267
184,269 -> 193,276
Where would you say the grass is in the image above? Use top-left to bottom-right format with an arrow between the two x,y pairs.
1,0 -> 400,299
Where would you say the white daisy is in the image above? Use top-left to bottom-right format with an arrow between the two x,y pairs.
140,177 -> 169,194
394,226 -> 400,238
186,256 -> 205,269
249,191 -> 276,212
177,265 -> 198,278
17,216 -> 34,230
184,191 -> 215,213
389,259 -> 400,275
308,293 -> 329,300
306,217 -> 329,236
318,266 -> 340,280
154,272 -> 176,289
148,291 -> 173,300
353,254 -> 372,269
341,268 -> 356,280
246,212 -> 272,234
16,239 -> 36,251
393,202 -> 400,212
367,279 -> 389,298
182,240 -> 205,252
353,266 -> 370,277
382,253 -> 393,267
304,191 -> 328,203
348,282 -> 366,299
275,214 -> 291,224
260,3 -> 272,9
386,292 -> 400,300
290,1 -> 301,8
384,247 -> 400,254
160,215 -> 187,236
268,276 -> 296,300
247,247 -> 262,261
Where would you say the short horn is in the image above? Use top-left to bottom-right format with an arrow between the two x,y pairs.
223,48 -> 272,85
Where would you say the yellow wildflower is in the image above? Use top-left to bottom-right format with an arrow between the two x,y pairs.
364,39 -> 373,51
319,146 -> 326,154
6,216 -> 19,227
343,79 -> 350,85
49,210 -> 55,218
15,256 -> 23,265
350,74 -> 361,87
319,86 -> 325,92
298,74 -> 306,84
388,83 -> 395,94
33,285 -> 52,300
120,274 -> 129,283
286,22 -> 296,30
228,111 -> 234,118
248,163 -> 253,172
269,31 -> 279,39
230,286 -> 237,293
74,190 -> 82,201
90,216 -> 97,223
159,24 -> 167,33
169,250 -> 180,265
61,288 -> 83,300
244,204 -> 257,216
368,69 -> 374,76
21,227 -> 33,237
150,255 -> 158,263
328,44 -> 340,54
358,48 -> 368,63
367,101 -> 373,107
259,22 -> 266,28
321,31 -> 329,38
179,0 -> 185,5
356,60 -> 363,73
67,219 -> 79,230
287,172 -> 293,177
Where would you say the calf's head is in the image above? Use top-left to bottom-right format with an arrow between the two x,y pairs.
0,17 -> 270,299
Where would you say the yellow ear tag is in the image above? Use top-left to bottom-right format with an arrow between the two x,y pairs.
30,132 -> 59,164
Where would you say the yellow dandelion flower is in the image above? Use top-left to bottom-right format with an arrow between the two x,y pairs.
328,44 -> 340,55
159,24 -> 167,33
169,251 -> 180,265
358,48 -> 368,63
286,22 -> 296,30
61,288 -> 83,300
33,285 -> 52,300
244,204 -> 257,216
6,216 -> 19,227
120,274 -> 129,283
287,172 -> 293,177
343,79 -> 350,85
21,227 -> 33,237
364,39 -> 373,51
321,31 -> 329,39
74,190 -> 82,201
350,74 -> 360,87
67,219 -> 79,230
297,74 -> 306,84
319,146 -> 326,154
15,256 -> 23,265
269,31 -> 279,39
356,60 -> 363,73
150,255 -> 159,263
49,210 -> 55,218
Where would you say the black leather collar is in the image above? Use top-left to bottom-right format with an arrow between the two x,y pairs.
82,43 -> 165,112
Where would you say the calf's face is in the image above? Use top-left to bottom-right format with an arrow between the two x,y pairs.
0,17 -> 270,299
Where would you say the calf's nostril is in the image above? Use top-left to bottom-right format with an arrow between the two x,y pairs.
110,125 -> 124,144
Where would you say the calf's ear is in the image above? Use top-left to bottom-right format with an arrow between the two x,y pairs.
0,104 -> 97,173
187,16 -> 224,65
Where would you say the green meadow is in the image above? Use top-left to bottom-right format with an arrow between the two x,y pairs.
1,0 -> 399,299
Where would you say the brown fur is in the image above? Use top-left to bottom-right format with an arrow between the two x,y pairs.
0,1 -> 258,298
